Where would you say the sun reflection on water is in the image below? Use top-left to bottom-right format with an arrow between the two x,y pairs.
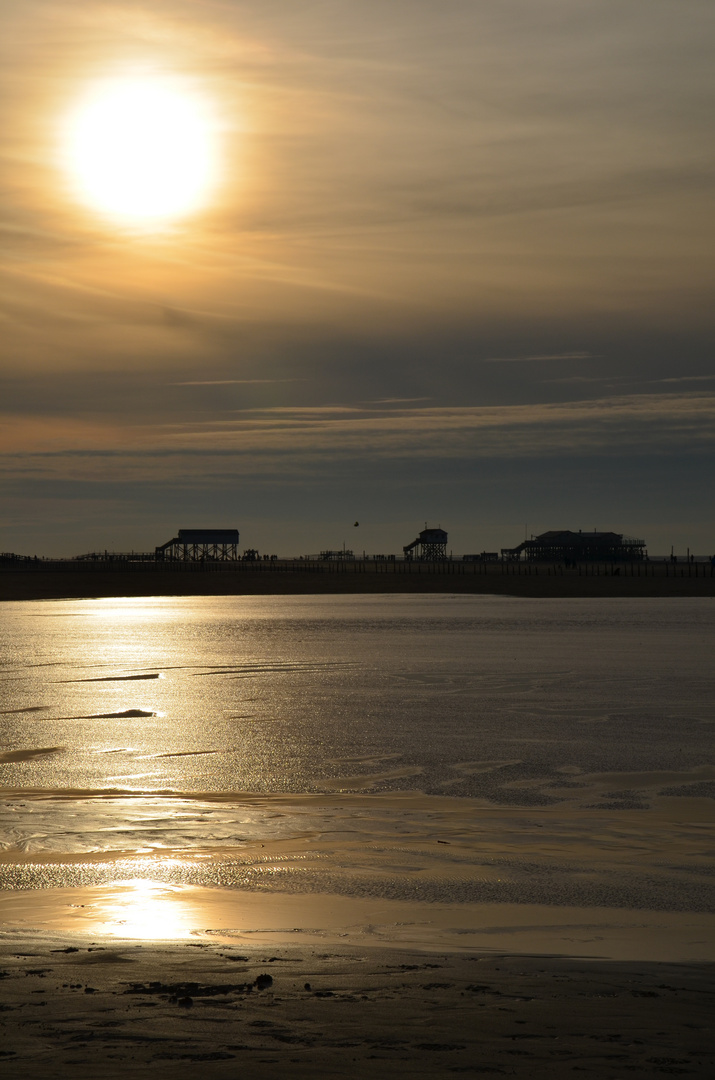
94,879 -> 195,939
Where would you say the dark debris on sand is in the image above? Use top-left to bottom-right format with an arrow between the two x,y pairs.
0,941 -> 713,1078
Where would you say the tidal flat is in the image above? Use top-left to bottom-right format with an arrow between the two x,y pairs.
1,594 -> 713,1075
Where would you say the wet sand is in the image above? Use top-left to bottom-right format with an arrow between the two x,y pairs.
2,876 -> 714,1076
2,592 -> 712,1073
2,789 -> 714,923
0,932 -> 712,1079
2,875 -> 715,961
2,564 -> 715,600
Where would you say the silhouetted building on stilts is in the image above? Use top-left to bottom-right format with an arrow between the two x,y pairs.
155,529 -> 240,561
502,529 -> 646,563
403,527 -> 448,561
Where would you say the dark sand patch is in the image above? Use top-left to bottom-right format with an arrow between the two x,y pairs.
191,662 -> 354,678
57,710 -> 156,719
68,674 -> 162,683
661,780 -> 715,798
0,747 -> 64,764
150,751 -> 219,759
0,706 -> 51,715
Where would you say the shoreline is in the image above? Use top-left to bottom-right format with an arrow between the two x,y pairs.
1,931 -> 712,1078
2,564 -> 715,600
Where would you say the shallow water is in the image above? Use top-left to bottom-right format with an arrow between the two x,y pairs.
1,594 -> 714,948
2,594 -> 713,795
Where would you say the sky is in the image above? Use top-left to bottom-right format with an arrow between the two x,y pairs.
1,0 -> 714,557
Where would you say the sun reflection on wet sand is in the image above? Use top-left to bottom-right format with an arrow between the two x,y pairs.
85,879 -> 196,939
1,881 -> 715,960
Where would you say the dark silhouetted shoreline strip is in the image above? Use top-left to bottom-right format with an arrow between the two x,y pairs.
1,559 -> 714,600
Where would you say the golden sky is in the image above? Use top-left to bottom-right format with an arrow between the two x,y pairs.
1,1 -> 714,555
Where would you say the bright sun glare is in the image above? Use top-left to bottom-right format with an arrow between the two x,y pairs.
63,76 -> 218,226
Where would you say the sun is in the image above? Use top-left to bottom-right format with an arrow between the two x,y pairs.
62,76 -> 219,226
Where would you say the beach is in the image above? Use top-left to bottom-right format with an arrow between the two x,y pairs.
4,0 -> 714,1072
1,932 -> 713,1079
1,593 -> 713,1075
